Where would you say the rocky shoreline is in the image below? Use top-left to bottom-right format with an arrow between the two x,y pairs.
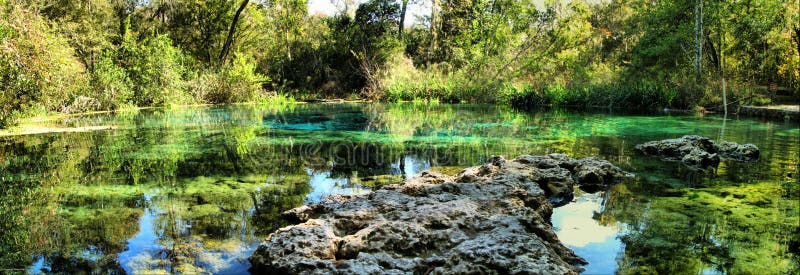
249,154 -> 629,274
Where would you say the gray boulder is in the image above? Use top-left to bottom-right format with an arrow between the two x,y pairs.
717,141 -> 760,161
681,148 -> 721,169
635,135 -> 759,169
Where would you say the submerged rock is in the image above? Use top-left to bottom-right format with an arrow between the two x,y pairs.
635,135 -> 759,169
717,141 -> 760,161
250,154 -> 630,274
681,148 -> 721,169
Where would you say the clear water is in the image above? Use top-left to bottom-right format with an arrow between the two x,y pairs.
0,103 -> 797,274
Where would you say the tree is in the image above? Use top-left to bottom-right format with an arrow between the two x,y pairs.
397,0 -> 418,39
0,3 -> 89,126
219,0 -> 250,64
694,0 -> 703,84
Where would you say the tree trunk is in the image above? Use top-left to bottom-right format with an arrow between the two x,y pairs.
794,27 -> 800,58
219,0 -> 249,64
430,0 -> 438,62
694,0 -> 704,84
286,31 -> 292,61
705,33 -> 719,70
398,0 -> 408,39
717,6 -> 726,115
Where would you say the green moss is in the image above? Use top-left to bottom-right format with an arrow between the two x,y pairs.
354,174 -> 403,188
427,166 -> 468,176
56,184 -> 145,206
188,204 -> 222,218
617,180 -> 799,274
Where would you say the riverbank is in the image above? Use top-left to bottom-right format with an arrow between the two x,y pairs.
738,105 -> 800,121
0,102 -> 295,137
5,100 -> 797,137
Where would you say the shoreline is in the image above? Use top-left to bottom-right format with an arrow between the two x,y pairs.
3,101 -> 797,137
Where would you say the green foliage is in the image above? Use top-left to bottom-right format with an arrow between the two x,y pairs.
37,0 -> 119,69
751,96 -> 773,106
198,55 -> 269,104
500,82 -> 682,109
0,3 -> 89,127
1,0 -> 797,129
118,34 -> 190,106
134,0 -> 236,63
92,50 -> 133,110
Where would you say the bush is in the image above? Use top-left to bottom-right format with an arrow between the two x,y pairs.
191,55 -> 268,104
92,50 -> 133,110
118,34 -> 189,107
751,96 -> 772,106
0,4 -> 89,127
504,82 -> 682,110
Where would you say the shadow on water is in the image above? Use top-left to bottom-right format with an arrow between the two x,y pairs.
0,103 -> 797,274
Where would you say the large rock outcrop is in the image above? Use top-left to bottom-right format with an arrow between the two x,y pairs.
635,135 -> 760,169
250,154 -> 629,274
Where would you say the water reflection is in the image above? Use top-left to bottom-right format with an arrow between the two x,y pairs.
553,190 -> 626,274
118,203 -> 161,273
305,169 -> 369,203
0,103 -> 796,274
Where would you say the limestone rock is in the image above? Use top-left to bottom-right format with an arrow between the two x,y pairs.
636,135 -> 759,169
250,154 -> 629,274
717,141 -> 760,161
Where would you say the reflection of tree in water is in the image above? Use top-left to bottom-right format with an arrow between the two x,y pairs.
0,108 -> 312,272
0,133 -> 145,272
118,173 -> 312,273
252,175 -> 312,233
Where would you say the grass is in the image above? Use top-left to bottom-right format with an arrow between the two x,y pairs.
381,77 -> 687,110
500,82 -> 685,110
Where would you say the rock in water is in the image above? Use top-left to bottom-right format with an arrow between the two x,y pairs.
717,141 -> 760,161
635,135 -> 759,169
681,148 -> 721,169
250,154 -> 630,274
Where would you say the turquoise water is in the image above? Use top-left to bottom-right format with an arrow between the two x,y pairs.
0,103 -> 797,274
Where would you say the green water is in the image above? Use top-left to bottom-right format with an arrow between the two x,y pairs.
0,103 -> 797,274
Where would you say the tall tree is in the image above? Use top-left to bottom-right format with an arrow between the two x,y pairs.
398,0 -> 408,38
430,0 -> 438,62
219,0 -> 250,64
694,0 -> 703,84
794,26 -> 800,57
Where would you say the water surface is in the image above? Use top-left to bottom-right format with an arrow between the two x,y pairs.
0,103 -> 797,274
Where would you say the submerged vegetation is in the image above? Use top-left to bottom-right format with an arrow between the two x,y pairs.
1,0 -> 798,127
0,104 -> 797,273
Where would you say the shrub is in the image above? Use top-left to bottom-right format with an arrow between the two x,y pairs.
504,82 -> 682,110
118,34 -> 189,107
0,4 -> 89,127
217,55 -> 268,103
221,55 -> 269,102
191,55 -> 268,104
92,50 -> 133,110
751,96 -> 772,106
